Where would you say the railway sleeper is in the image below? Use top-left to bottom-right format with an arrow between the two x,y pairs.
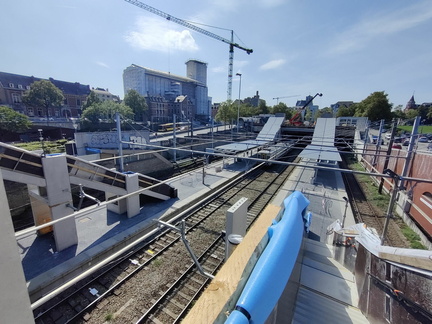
161,304 -> 180,319
96,298 -> 109,310
153,240 -> 167,249
149,314 -> 164,324
184,283 -> 198,292
176,290 -> 191,301
189,275 -> 205,286
169,298 -> 186,311
165,233 -> 179,240
205,259 -> 220,268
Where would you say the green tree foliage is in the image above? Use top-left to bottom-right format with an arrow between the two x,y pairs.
257,100 -> 269,114
427,107 -> 432,120
81,101 -> 134,129
0,106 -> 32,136
405,109 -> 418,120
215,101 -> 236,126
392,109 -> 406,120
239,103 -> 260,117
417,105 -> 430,122
271,102 -> 294,119
124,89 -> 148,121
83,90 -> 101,110
22,80 -> 64,116
354,91 -> 392,121
336,104 -> 356,117
316,107 -> 334,119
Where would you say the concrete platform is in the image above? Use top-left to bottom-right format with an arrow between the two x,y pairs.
17,157 -> 249,303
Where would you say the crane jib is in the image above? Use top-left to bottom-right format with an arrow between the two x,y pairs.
125,0 -> 253,100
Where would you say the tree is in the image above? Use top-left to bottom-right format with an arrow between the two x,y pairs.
316,107 -> 334,119
257,100 -> 269,114
406,109 -> 418,120
392,109 -> 406,120
271,102 -> 294,119
354,91 -> 392,121
81,101 -> 134,129
124,89 -> 148,122
83,90 -> 101,110
0,106 -> 32,138
22,80 -> 64,119
336,106 -> 352,117
427,107 -> 432,120
215,101 -> 236,129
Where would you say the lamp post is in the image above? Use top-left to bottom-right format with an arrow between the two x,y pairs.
236,73 -> 242,133
38,128 -> 46,156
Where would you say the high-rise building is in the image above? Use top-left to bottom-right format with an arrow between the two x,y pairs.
123,60 -> 211,124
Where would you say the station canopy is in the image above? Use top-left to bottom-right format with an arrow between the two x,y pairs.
299,118 -> 342,162
213,116 -> 285,155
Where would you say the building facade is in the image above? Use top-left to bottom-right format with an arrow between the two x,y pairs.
123,60 -> 211,125
91,87 -> 120,103
0,71 -> 91,119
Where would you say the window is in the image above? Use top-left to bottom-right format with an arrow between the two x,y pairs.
11,93 -> 21,103
385,294 -> 391,322
420,192 -> 432,210
27,107 -> 34,116
26,86 -> 30,90
77,99 -> 81,106
385,263 -> 391,282
9,83 -> 14,88
18,84 -> 23,89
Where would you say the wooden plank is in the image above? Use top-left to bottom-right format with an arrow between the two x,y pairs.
182,204 -> 281,324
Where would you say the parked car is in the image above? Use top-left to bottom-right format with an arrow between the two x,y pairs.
393,137 -> 402,143
385,134 -> 392,140
392,144 -> 402,149
418,136 -> 429,143
403,139 -> 410,146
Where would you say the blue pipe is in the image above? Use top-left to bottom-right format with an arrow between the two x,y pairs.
225,191 -> 310,323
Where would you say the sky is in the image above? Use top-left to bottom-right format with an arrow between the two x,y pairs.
2,0 -> 432,109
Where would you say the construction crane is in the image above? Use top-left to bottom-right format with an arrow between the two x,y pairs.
288,93 -> 322,126
124,0 -> 253,101
272,95 -> 300,104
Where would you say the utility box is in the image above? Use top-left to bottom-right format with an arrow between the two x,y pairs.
225,197 -> 249,260
226,197 -> 249,237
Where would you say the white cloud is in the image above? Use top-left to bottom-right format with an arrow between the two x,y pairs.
96,61 -> 109,68
124,16 -> 199,53
328,1 -> 432,55
260,59 -> 286,70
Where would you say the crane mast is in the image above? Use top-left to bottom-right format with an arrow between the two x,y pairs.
124,0 -> 253,101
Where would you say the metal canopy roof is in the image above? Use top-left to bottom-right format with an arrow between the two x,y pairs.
299,118 -> 342,162
214,116 -> 285,155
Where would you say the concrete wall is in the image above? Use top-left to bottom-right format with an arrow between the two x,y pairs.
362,143 -> 432,240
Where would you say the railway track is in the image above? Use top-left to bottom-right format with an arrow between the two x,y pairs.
34,151 -> 300,324
340,158 -> 408,247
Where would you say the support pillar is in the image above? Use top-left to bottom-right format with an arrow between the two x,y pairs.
42,155 -> 78,251
125,172 -> 140,218
0,171 -> 34,323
